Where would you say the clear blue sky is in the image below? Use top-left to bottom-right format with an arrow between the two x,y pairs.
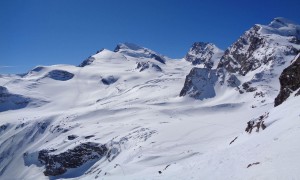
1,0 -> 299,74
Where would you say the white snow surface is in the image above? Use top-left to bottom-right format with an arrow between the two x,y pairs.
0,41 -> 300,179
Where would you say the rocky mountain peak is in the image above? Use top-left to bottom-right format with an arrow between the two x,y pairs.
217,18 -> 300,76
185,42 -> 223,68
181,18 -> 300,104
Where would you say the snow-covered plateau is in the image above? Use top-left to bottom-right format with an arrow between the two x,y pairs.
1,18 -> 300,180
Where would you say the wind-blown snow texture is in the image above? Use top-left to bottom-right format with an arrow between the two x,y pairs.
1,18 -> 300,180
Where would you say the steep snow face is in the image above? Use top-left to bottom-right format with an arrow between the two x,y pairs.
114,43 -> 167,64
185,42 -> 224,68
218,18 -> 300,76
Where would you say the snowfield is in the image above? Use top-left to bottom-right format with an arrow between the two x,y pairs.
1,18 -> 300,180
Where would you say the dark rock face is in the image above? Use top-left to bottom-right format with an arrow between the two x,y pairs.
136,62 -> 162,72
217,25 -> 265,75
79,49 -> 104,67
79,57 -> 96,67
101,76 -> 118,85
45,70 -> 74,81
274,54 -> 300,106
180,68 -> 218,100
38,142 -> 108,176
217,22 -> 300,75
185,42 -> 223,68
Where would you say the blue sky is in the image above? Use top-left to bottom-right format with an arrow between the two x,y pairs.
0,0 -> 299,74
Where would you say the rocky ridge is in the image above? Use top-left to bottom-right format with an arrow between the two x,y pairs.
180,18 -> 300,102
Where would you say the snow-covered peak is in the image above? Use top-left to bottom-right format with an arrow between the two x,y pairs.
268,17 -> 298,28
114,42 -> 144,52
257,17 -> 300,38
114,42 -> 166,64
218,17 -> 300,76
185,42 -> 224,68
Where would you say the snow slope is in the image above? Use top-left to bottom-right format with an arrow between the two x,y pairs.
0,19 -> 300,180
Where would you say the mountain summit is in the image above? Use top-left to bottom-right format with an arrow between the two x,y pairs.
184,42 -> 223,68
114,42 -> 167,64
181,18 -> 300,105
217,17 -> 300,75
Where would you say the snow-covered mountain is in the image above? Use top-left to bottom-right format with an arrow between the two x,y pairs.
1,18 -> 300,180
184,42 -> 224,68
114,42 -> 167,64
218,17 -> 300,75
181,17 -> 300,107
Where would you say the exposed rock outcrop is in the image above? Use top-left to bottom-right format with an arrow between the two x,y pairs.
181,18 -> 300,101
217,18 -> 300,76
79,49 -> 104,67
136,61 -> 162,72
179,68 -> 218,100
38,142 -> 108,176
79,56 -> 96,67
274,54 -> 300,106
